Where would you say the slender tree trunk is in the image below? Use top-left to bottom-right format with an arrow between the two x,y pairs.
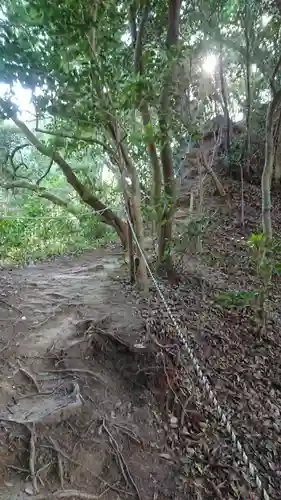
158,0 -> 181,272
141,104 -> 162,232
273,109 -> 281,183
244,2 -> 253,178
218,51 -> 231,154
87,14 -> 147,288
127,199 -> 136,284
109,119 -> 148,289
262,89 -> 281,238
132,3 -> 162,234
200,151 -> 231,209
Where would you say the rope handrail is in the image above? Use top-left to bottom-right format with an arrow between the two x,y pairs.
124,205 -> 270,500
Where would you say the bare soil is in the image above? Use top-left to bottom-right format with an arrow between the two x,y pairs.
0,248 -> 184,500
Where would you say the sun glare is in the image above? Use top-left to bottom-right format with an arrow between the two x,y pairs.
0,82 -> 34,122
202,53 -> 218,75
261,14 -> 272,27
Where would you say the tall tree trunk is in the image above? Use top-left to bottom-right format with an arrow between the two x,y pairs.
273,108 -> 281,183
244,1 -> 253,178
87,13 -> 147,288
131,3 -> 162,234
158,0 -> 181,272
218,51 -> 231,155
262,89 -> 281,239
109,119 -> 148,289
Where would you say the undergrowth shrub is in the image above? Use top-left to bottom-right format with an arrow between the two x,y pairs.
0,196 -> 115,264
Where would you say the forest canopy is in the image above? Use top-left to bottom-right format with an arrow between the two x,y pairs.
0,0 -> 280,284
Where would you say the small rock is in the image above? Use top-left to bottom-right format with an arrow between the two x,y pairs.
24,485 -> 34,495
199,421 -> 207,430
159,453 -> 172,460
170,415 -> 178,428
185,447 -> 195,456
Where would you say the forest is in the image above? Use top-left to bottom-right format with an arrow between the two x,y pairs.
0,0 -> 281,499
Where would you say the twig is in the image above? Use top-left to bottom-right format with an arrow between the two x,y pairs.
102,419 -> 142,500
0,298 -> 23,315
17,362 -> 40,392
0,340 -> 10,354
112,423 -> 142,446
29,423 -> 38,493
207,479 -> 225,500
145,320 -> 179,353
57,450 -> 64,489
94,327 -> 130,348
31,488 -> 109,500
38,368 -> 105,384
31,303 -> 66,330
36,461 -> 53,487
180,392 -> 194,427
136,366 -> 161,375
102,421 -> 130,489
47,437 -> 131,496
17,391 -> 54,400
7,464 -> 29,473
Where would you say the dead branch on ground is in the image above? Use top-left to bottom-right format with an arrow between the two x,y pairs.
36,461 -> 53,487
28,423 -> 39,493
0,298 -> 23,315
112,423 -> 142,446
17,361 -> 40,392
38,368 -> 106,385
0,340 -> 10,353
57,449 -> 64,489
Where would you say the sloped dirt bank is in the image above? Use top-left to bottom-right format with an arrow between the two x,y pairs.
0,248 -> 185,500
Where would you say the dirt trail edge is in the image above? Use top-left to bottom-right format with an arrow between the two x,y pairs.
0,248 -> 184,500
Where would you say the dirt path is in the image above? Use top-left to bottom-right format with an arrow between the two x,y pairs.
0,249 -> 184,500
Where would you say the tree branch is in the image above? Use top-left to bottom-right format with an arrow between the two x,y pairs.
36,159 -> 54,185
270,52 -> 281,95
10,143 -> 30,173
35,127 -> 113,155
2,180 -> 80,216
0,97 -> 127,246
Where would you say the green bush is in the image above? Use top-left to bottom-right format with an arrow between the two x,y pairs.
214,290 -> 259,309
0,195 -> 115,265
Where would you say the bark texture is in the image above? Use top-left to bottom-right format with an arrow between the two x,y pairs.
158,0 -> 181,272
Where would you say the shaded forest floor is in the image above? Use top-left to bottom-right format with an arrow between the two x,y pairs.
0,179 -> 281,499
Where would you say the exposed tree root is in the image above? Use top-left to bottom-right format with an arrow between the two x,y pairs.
102,419 -> 142,500
48,437 -> 130,496
31,488 -> 109,500
38,368 -> 106,385
28,423 -> 39,493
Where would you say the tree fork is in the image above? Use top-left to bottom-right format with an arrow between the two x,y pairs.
0,98 -> 128,250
